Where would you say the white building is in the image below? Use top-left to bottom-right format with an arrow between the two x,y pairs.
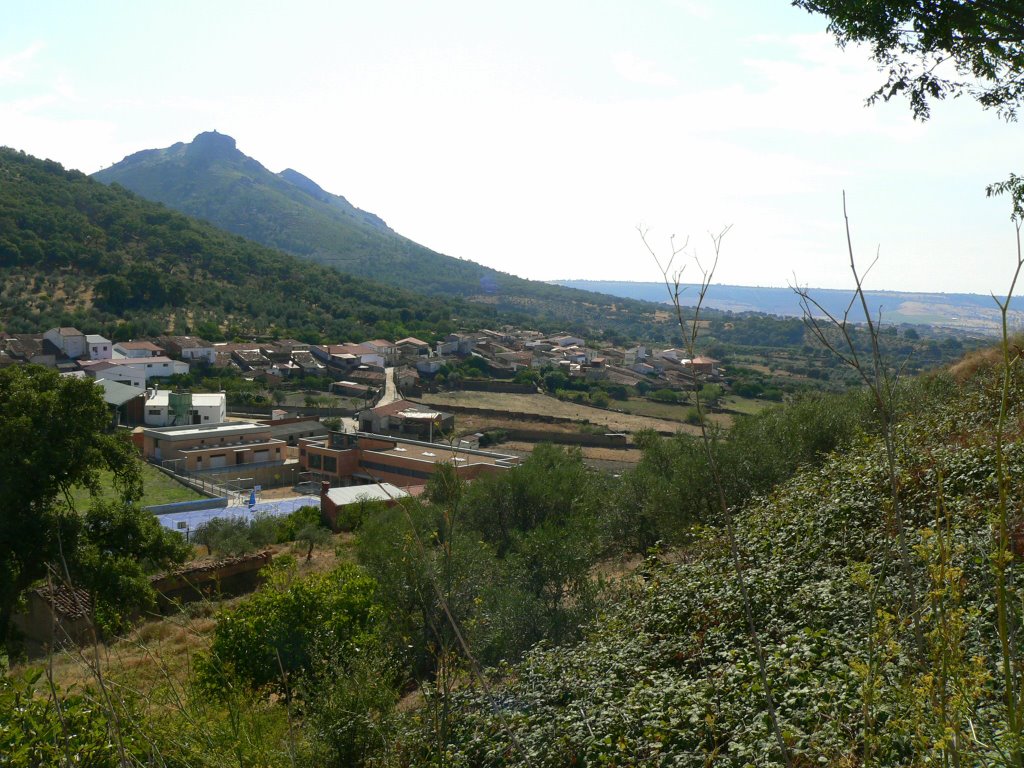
113,340 -> 165,359
143,390 -> 227,426
43,327 -> 87,359
85,334 -> 113,360
159,336 -> 217,365
80,356 -> 189,387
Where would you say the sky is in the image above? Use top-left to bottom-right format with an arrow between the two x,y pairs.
3,1 -> 1022,295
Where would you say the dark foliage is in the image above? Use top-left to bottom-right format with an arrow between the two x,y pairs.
0,147 -> 496,342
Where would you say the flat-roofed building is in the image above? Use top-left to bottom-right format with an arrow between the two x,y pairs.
114,340 -> 166,359
358,399 -> 454,439
85,334 -> 113,360
319,481 -> 409,531
143,390 -> 227,426
299,431 -> 518,489
140,422 -> 287,472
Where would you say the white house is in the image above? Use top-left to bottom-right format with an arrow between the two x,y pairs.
143,390 -> 227,426
364,339 -> 399,364
416,357 -> 446,375
85,334 -> 113,360
436,333 -> 475,356
113,340 -> 166,359
159,336 -> 217,365
547,335 -> 585,348
80,360 -> 146,388
658,348 -> 690,364
313,344 -> 385,369
80,356 -> 189,386
43,327 -> 87,360
623,346 -> 648,366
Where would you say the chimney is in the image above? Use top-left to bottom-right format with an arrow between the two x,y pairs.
320,481 -> 331,499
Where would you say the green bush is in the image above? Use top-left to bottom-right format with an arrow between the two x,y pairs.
478,428 -> 509,447
650,388 -> 680,403
274,504 -> 324,543
0,669 -> 144,767
198,563 -> 382,698
301,647 -> 399,767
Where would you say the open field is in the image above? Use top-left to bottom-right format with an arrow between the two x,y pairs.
719,395 -> 773,416
69,459 -> 204,510
417,391 -> 701,435
501,441 -> 644,473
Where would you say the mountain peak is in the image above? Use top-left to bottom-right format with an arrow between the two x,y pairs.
182,131 -> 241,165
190,130 -> 236,152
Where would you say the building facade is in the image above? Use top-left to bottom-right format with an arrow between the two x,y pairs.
299,431 -> 518,489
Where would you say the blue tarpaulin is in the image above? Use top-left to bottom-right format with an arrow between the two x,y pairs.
157,496 -> 320,538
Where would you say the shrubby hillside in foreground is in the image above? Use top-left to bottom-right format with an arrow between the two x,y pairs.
392,352 -> 1024,766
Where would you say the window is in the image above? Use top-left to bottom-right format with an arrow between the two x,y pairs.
360,460 -> 432,481
148,409 -> 161,416
308,453 -> 322,469
323,456 -> 337,473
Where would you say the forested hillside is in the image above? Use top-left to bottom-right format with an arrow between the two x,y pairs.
0,147 -> 499,342
91,132 -> 666,328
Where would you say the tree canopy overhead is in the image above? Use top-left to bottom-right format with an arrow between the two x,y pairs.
793,0 -> 1024,119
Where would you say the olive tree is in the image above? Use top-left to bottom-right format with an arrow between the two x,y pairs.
0,365 -> 189,651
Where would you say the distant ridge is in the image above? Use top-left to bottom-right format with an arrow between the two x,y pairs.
552,280 -> 1024,333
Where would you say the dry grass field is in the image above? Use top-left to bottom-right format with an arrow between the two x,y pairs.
418,391 -> 702,435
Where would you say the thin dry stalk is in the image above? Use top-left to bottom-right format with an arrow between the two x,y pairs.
991,219 -> 1024,767
641,225 -> 794,768
791,194 -> 926,661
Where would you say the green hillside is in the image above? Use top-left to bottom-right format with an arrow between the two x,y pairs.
0,147 -> 495,342
91,132 -> 665,328
391,358 -> 1024,765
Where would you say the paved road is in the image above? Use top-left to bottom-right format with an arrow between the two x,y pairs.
380,366 -> 399,406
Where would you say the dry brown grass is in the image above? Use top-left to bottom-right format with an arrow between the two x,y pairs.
418,391 -> 698,435
948,343 -> 1004,382
15,537 -> 355,708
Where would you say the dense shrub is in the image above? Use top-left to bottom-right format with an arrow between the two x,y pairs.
199,563 -> 381,698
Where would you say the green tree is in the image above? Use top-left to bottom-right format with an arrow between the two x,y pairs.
295,523 -> 331,561
0,366 -> 189,651
793,1 -> 1024,119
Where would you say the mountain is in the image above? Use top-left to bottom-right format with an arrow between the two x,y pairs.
0,147 -> 496,342
92,132 -> 662,330
553,279 -> 1024,333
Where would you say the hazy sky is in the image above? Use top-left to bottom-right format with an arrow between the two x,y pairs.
3,1 -> 1022,294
